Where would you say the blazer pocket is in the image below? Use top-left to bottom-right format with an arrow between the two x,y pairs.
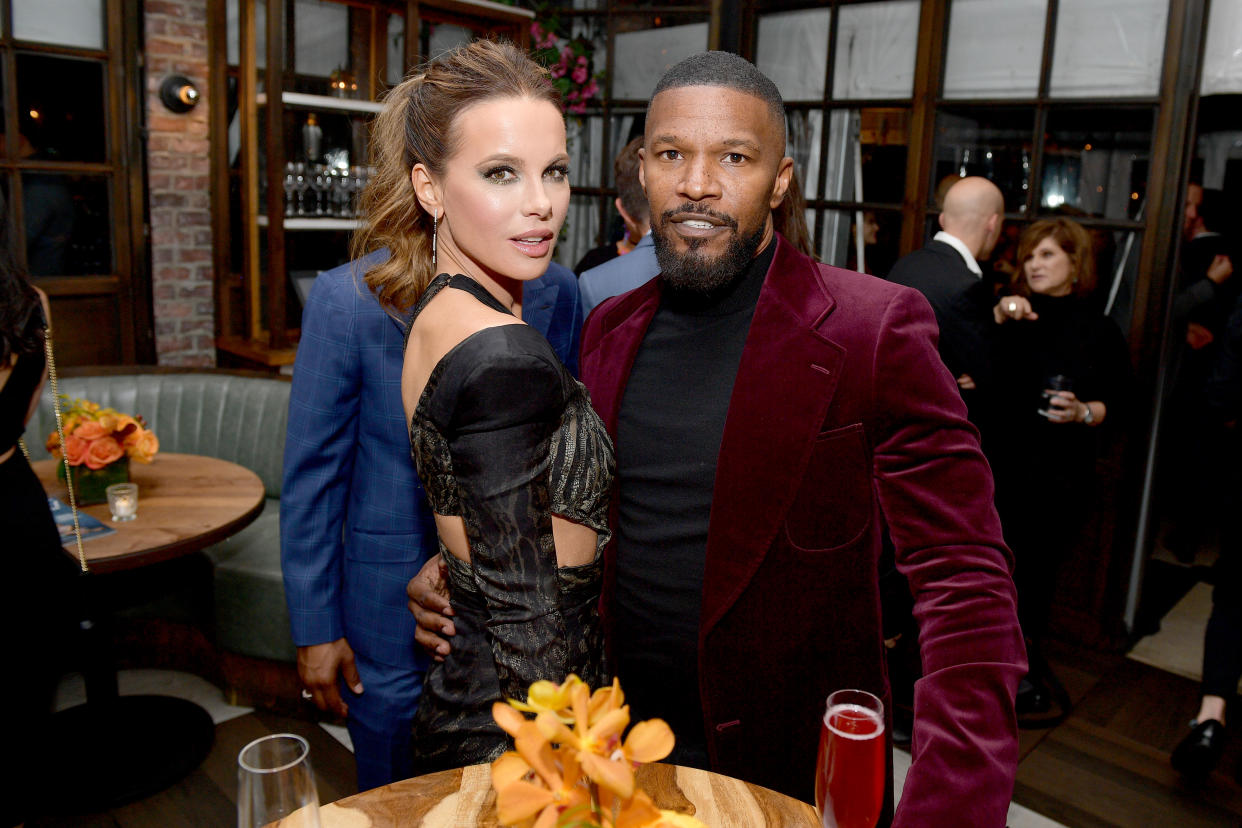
784,423 -> 872,552
346,527 -> 428,563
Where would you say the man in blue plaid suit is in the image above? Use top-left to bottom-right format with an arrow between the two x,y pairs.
281,250 -> 583,789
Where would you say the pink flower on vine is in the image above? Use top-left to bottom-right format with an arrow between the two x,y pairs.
568,101 -> 588,115
550,59 -> 567,79
572,65 -> 588,84
581,78 -> 599,100
566,89 -> 580,102
561,45 -> 575,63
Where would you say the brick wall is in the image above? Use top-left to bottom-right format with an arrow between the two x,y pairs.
145,0 -> 214,367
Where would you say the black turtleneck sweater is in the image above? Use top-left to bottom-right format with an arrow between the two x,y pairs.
611,240 -> 776,768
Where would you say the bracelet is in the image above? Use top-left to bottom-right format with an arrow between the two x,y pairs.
1082,403 -> 1095,425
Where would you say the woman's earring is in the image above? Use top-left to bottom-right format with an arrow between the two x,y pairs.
432,211 -> 438,270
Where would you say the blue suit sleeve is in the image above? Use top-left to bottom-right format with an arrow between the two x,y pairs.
280,271 -> 361,647
539,262 -> 584,378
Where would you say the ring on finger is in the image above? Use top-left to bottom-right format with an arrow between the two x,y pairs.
1007,301 -> 1017,312
301,689 -> 313,700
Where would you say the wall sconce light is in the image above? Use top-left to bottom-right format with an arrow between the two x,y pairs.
160,75 -> 200,113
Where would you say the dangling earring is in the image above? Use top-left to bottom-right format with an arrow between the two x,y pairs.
432,210 -> 438,270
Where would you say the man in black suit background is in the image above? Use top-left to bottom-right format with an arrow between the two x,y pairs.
888,176 -> 1005,425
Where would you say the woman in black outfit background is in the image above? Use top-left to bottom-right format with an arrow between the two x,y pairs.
989,217 -> 1131,717
1,252 -> 73,826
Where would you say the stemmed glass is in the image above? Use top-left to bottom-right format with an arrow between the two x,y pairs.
311,167 -> 330,217
293,162 -> 310,217
283,162 -> 297,218
238,733 -> 321,828
814,689 -> 885,828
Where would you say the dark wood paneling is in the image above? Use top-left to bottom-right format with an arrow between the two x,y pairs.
48,296 -> 123,366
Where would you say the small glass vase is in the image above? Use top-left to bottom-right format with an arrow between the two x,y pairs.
58,458 -> 130,506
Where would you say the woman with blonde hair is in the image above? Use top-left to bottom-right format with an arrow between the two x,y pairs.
354,39 -> 614,773
989,216 -> 1130,720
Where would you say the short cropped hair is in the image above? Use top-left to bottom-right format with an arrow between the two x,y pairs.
651,51 -> 786,148
615,137 -> 647,223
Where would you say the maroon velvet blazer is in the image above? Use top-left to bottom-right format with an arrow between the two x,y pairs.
579,234 -> 1027,827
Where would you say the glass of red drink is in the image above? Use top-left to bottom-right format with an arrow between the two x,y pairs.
814,689 -> 885,828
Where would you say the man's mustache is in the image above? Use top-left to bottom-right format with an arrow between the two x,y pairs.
659,203 -> 739,231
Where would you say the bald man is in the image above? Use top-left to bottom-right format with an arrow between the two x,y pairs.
888,176 -> 1005,418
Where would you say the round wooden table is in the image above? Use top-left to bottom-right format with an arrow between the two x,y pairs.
32,452 -> 266,812
315,763 -> 819,827
34,452 -> 266,573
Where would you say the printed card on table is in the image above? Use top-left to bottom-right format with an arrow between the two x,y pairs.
47,497 -> 116,545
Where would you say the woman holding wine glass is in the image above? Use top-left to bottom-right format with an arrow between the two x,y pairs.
988,217 -> 1131,720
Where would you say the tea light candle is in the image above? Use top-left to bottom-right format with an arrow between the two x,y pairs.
106,483 -> 139,522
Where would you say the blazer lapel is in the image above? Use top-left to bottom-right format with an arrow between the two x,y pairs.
583,280 -> 662,434
700,236 -> 845,638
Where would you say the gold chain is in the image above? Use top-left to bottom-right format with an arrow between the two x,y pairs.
42,323 -> 88,572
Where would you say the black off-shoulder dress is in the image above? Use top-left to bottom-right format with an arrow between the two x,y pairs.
405,273 -> 615,774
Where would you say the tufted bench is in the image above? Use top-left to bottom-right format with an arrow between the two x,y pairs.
26,368 -> 300,706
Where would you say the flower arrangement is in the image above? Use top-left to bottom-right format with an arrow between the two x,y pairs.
530,20 -> 601,116
490,675 -> 706,828
47,398 -> 160,469
46,398 -> 159,504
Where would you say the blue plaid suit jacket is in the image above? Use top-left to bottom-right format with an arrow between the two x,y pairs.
281,253 -> 583,669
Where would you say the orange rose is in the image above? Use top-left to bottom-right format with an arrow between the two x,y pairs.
63,434 -> 90,466
96,413 -> 118,432
128,430 -> 160,464
75,420 -> 109,441
84,436 -> 124,470
116,416 -> 142,447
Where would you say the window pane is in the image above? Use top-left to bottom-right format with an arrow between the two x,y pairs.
756,9 -> 830,102
569,117 -> 605,189
818,108 -> 909,205
428,23 -> 473,59
1049,0 -> 1167,98
17,54 -> 107,164
13,0 -> 104,50
787,110 -> 822,200
817,208 -> 901,277
561,194 -> 601,273
387,14 -> 406,87
943,0 -> 1047,99
296,0 -> 349,77
227,0 -> 267,69
1041,108 -> 1152,221
932,107 -> 1035,213
613,20 -> 708,100
1202,0 -> 1242,95
23,172 -> 111,276
833,0 -> 919,100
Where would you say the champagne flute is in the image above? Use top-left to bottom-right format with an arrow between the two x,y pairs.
238,733 -> 321,828
814,689 -> 885,828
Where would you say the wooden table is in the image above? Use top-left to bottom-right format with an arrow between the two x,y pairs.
32,452 -> 266,812
315,763 -> 819,827
34,452 -> 266,573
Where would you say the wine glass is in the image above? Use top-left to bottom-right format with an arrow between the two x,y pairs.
814,689 -> 885,828
283,162 -> 297,218
238,733 -> 321,828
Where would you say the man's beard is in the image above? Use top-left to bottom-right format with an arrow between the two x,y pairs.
652,204 -> 766,295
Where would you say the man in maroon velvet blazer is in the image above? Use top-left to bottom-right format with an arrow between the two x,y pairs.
410,52 -> 1025,825
579,55 -> 1024,826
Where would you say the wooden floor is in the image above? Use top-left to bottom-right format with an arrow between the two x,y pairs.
28,712 -> 359,828
1014,641 -> 1242,827
25,641 -> 1242,827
